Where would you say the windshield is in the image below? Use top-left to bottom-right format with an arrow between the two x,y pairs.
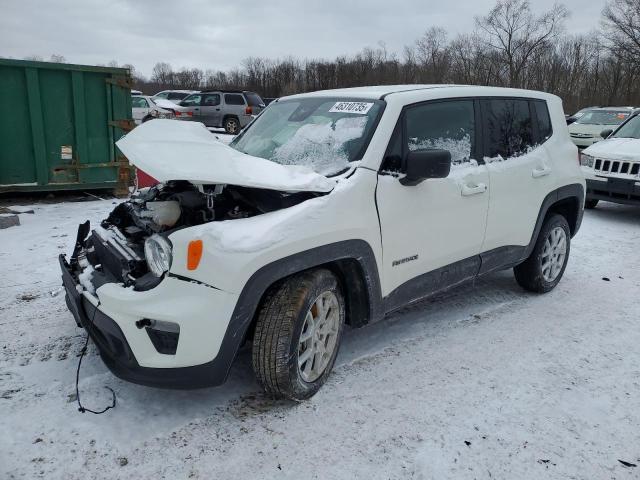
612,115 -> 640,139
576,110 -> 631,125
230,98 -> 383,176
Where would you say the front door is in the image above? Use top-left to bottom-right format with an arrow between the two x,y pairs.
376,99 -> 490,308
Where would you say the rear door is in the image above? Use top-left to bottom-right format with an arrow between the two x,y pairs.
480,98 -> 555,258
223,93 -> 249,125
376,99 -> 490,306
199,93 -> 222,127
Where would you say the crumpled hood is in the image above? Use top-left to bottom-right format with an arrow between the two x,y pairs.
583,137 -> 640,162
116,120 -> 335,192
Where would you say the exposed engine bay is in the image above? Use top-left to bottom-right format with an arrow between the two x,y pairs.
70,181 -> 320,292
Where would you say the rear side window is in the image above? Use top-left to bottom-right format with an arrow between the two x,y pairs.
224,94 -> 245,105
202,94 -> 221,106
533,100 -> 552,142
245,92 -> 264,106
168,92 -> 190,100
483,99 -> 534,159
405,100 -> 476,166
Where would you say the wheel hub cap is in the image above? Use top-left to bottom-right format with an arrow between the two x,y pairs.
297,291 -> 340,382
541,226 -> 567,282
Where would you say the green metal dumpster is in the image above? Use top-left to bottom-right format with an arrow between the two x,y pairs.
0,58 -> 134,194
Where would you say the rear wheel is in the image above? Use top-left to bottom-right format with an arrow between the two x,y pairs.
224,116 -> 240,134
585,199 -> 599,209
514,214 -> 571,293
252,269 -> 345,400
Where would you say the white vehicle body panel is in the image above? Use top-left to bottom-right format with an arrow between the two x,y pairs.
68,85 -> 585,373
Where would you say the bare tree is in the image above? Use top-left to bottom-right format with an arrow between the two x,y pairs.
475,0 -> 569,87
49,54 -> 66,63
602,0 -> 640,64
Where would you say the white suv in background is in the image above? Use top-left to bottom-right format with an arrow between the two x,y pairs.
60,85 -> 585,400
580,112 -> 640,208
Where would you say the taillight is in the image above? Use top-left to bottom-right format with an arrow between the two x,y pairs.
245,106 -> 252,115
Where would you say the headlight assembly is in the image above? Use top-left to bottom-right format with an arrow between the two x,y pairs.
580,153 -> 595,168
144,234 -> 172,277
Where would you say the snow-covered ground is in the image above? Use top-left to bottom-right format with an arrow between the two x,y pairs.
1,199 -> 639,479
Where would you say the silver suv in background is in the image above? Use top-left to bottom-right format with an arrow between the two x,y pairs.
175,90 -> 265,133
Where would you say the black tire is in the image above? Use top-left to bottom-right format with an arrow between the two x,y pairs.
141,115 -> 153,123
584,199 -> 599,209
223,116 -> 240,134
252,269 -> 345,400
514,214 -> 571,293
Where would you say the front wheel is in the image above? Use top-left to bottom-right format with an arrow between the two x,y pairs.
514,214 -> 571,293
252,269 -> 345,400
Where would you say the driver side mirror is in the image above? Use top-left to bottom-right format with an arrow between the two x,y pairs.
400,149 -> 452,186
600,129 -> 613,139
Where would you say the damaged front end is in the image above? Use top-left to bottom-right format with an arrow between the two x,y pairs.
65,180 -> 322,295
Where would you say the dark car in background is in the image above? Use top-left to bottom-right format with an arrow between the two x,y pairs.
174,90 -> 265,133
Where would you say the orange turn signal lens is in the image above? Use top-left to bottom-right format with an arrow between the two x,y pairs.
187,240 -> 203,270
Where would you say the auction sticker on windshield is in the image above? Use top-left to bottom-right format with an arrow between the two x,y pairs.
329,102 -> 374,115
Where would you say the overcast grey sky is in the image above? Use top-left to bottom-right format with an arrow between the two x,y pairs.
1,0 -> 607,77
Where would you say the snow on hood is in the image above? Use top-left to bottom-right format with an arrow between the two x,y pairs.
116,120 -> 336,193
583,137 -> 640,162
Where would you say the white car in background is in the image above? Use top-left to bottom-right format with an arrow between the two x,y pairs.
152,90 -> 198,104
131,95 -> 174,125
580,112 -> 640,208
568,107 -> 635,148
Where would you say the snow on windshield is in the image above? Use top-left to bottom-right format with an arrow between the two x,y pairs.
271,116 -> 367,176
409,134 -> 473,166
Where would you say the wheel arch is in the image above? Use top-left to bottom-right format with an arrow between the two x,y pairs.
215,240 -> 384,382
524,183 -> 584,259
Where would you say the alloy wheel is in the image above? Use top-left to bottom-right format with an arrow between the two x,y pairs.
541,226 -> 567,282
297,291 -> 340,382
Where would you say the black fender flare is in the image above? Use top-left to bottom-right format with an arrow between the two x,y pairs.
523,183 -> 584,259
205,239 -> 383,386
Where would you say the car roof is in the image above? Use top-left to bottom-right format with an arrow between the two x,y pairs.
280,84 -> 557,102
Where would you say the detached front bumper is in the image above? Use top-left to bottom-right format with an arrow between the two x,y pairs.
586,177 -> 640,205
60,254 -> 241,389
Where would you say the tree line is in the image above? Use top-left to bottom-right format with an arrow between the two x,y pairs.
129,0 -> 640,113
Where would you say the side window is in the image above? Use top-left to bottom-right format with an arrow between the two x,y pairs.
202,94 -> 221,106
168,92 -> 188,100
181,94 -> 202,107
533,100 -> 552,143
405,100 -> 475,166
483,99 -> 534,159
224,94 -> 245,106
132,97 -> 148,108
154,92 -> 169,99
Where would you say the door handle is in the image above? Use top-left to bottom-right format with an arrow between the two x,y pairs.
532,166 -> 551,178
461,182 -> 487,196
216,108 -> 220,111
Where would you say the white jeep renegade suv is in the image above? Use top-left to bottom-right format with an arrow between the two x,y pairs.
60,85 -> 585,400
